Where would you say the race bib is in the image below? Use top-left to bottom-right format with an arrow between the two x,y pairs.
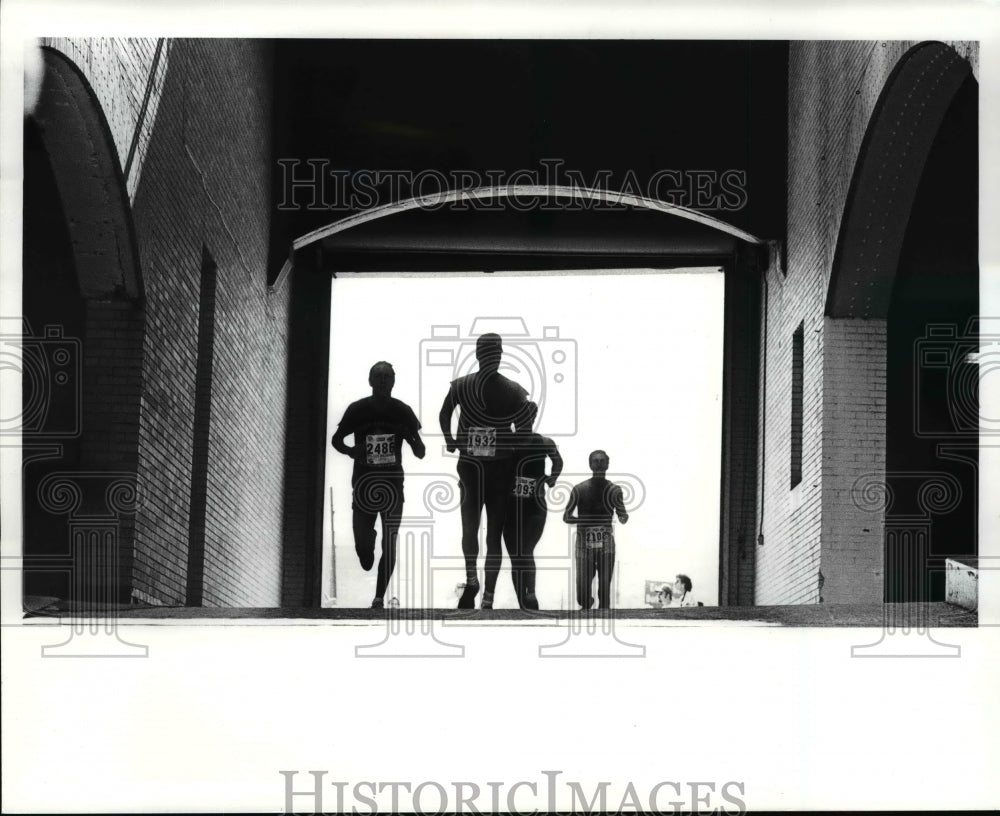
583,526 -> 612,549
512,476 -> 536,498
365,433 -> 397,465
467,426 -> 496,457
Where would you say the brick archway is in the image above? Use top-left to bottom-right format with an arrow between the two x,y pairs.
826,42 -> 973,318
823,42 -> 977,603
23,48 -> 147,606
286,193 -> 768,607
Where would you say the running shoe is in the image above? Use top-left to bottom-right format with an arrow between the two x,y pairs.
457,578 -> 480,609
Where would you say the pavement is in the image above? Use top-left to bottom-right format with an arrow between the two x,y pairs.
22,600 -> 977,626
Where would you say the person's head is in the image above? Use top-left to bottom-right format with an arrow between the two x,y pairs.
673,574 -> 692,596
475,333 -> 503,376
515,401 -> 539,433
589,449 -> 609,474
659,585 -> 673,602
369,361 -> 395,398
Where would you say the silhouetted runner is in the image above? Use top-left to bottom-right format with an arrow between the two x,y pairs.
439,333 -> 530,609
332,362 -> 425,609
502,401 -> 562,610
562,450 -> 629,610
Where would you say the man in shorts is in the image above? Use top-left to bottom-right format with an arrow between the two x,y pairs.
502,401 -> 562,610
332,361 -> 425,608
439,333 -> 530,609
562,450 -> 629,610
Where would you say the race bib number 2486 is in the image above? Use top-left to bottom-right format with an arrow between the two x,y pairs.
366,433 -> 397,465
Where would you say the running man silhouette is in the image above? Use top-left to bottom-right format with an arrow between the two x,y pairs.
439,333 -> 530,609
502,401 -> 562,610
332,361 -> 425,608
563,450 -> 629,610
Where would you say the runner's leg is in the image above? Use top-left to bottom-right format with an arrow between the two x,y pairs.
352,501 -> 377,572
575,538 -> 596,609
597,543 -> 616,609
457,459 -> 484,607
520,504 -> 546,609
502,499 -> 525,606
374,486 -> 404,602
482,465 -> 508,606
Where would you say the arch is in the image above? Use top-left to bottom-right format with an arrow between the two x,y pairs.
23,48 -> 148,606
294,184 -> 764,249
32,47 -> 143,302
276,184 -> 765,286
826,42 -> 973,318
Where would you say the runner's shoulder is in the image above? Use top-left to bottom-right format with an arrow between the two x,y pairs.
340,396 -> 371,418
497,373 -> 529,399
388,396 -> 415,414
449,372 -> 475,388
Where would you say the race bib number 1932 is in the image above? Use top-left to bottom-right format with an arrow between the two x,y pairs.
366,433 -> 397,465
467,426 -> 497,457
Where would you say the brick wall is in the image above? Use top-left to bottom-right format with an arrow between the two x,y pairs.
756,255 -> 824,604
126,39 -> 291,606
41,38 -> 170,201
110,39 -> 292,607
820,318 -> 886,603
719,259 -> 760,606
757,40 -> 977,604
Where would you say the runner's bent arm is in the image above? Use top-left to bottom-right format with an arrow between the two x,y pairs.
613,484 -> 629,524
405,406 -> 426,459
438,388 -> 458,452
544,437 -> 563,487
331,423 -> 356,460
408,428 -> 426,459
563,486 -> 579,525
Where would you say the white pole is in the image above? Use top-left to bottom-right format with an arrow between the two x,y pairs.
329,487 -> 336,603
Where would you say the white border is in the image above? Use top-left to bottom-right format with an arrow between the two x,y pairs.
2,2 -> 998,812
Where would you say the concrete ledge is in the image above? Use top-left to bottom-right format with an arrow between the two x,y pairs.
946,558 -> 978,611
23,602 -> 977,627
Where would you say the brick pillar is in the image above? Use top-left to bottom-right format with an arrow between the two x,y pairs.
79,298 -> 145,602
719,257 -> 760,606
820,317 -> 886,603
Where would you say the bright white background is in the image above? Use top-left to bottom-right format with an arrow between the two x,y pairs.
324,270 -> 723,609
2,2 -> 999,814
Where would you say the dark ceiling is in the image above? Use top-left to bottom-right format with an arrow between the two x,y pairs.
270,40 -> 788,267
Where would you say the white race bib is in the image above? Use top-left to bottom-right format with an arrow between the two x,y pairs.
366,433 -> 397,465
467,426 -> 496,457
512,476 -> 536,498
583,526 -> 612,549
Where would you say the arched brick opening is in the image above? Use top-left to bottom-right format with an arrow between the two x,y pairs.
286,192 -> 767,607
23,48 -> 146,608
825,42 -> 977,603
